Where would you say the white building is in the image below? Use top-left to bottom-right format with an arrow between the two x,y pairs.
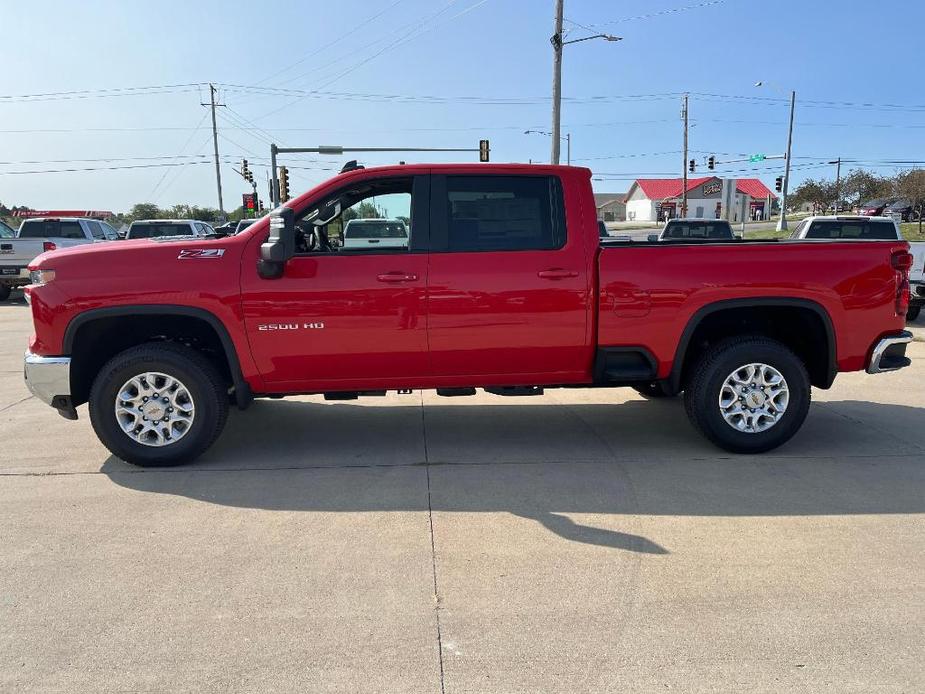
624,177 -> 776,222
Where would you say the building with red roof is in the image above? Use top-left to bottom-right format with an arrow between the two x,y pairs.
624,176 -> 775,222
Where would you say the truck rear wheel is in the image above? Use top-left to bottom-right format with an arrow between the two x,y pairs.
683,337 -> 810,454
907,305 -> 921,322
89,343 -> 229,467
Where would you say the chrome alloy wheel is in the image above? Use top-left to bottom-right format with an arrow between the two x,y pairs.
718,362 -> 789,434
114,371 -> 195,447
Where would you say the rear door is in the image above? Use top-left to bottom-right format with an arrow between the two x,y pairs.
426,173 -> 591,381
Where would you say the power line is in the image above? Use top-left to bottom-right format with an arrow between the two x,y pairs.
255,0 -> 491,121
0,83 -> 206,103
572,0 -> 727,28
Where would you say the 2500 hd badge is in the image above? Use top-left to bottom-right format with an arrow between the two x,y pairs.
257,322 -> 325,331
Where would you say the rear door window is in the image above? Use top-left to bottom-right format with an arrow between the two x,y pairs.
18,220 -> 85,239
437,175 -> 565,252
87,221 -> 105,240
804,220 -> 897,239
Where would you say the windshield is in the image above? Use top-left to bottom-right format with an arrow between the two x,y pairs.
18,220 -> 85,239
861,199 -> 886,208
128,223 -> 194,238
661,221 -> 734,239
235,220 -> 257,233
344,220 -> 407,239
0,221 -> 14,238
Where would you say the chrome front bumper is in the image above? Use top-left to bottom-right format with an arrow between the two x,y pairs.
24,351 -> 75,418
866,331 -> 913,374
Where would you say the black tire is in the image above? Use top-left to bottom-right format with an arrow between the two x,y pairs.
683,337 -> 811,454
632,382 -> 675,398
907,305 -> 921,322
89,342 -> 229,467
0,285 -> 11,302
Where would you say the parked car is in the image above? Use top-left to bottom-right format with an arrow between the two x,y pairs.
22,163 -> 914,466
909,243 -> 925,321
1,217 -> 118,301
212,222 -> 237,237
790,215 -> 903,240
858,198 -> 892,216
342,218 -> 409,250
126,219 -> 214,240
883,198 -> 918,222
647,218 -> 736,242
235,219 -> 258,234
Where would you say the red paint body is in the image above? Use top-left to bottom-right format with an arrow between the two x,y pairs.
26,165 -> 909,396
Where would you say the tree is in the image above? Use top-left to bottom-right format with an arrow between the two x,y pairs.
896,168 -> 925,233
791,178 -> 837,213
840,170 -> 892,211
127,203 -> 161,222
354,201 -> 382,219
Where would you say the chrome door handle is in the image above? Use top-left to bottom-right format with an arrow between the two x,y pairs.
537,269 -> 578,280
377,272 -> 418,282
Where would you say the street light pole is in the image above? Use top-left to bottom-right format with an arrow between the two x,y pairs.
779,89 -> 796,231
829,157 -> 841,213
550,0 -> 564,165
681,93 -> 689,217
566,132 -> 571,165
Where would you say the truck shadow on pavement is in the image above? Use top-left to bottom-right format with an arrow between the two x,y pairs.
100,398 -> 925,554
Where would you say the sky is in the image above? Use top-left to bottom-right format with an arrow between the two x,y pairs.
2,0 -> 925,212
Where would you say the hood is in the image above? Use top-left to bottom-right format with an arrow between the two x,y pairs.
28,235 -> 231,269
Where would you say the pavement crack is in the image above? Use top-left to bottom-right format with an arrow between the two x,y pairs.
425,463 -> 446,694
0,395 -> 33,413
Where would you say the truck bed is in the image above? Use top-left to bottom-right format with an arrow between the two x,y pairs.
597,238 -> 909,378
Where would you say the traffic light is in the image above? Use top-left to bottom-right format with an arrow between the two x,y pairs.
279,166 -> 290,203
775,175 -> 783,193
241,159 -> 253,184
707,155 -> 715,171
479,139 -> 490,162
688,159 -> 695,173
258,199 -> 264,213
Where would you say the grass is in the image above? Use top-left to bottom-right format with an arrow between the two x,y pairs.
900,223 -> 925,242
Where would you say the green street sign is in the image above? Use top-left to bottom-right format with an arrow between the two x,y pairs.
749,153 -> 766,162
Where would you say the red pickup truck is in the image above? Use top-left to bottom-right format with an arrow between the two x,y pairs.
23,164 -> 914,466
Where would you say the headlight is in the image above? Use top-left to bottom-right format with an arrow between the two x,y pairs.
29,269 -> 56,286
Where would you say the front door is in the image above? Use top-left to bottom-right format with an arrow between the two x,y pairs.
425,173 -> 591,382
240,175 -> 430,391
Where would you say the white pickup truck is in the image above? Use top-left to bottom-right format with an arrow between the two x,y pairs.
0,217 -> 120,301
790,215 -> 924,321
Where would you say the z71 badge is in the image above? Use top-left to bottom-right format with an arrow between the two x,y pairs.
178,249 -> 226,259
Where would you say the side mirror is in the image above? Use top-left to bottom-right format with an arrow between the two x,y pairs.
647,234 -> 659,243
258,207 -> 295,279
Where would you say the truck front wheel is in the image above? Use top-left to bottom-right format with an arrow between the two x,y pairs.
907,305 -> 921,322
89,343 -> 229,466
683,337 -> 811,454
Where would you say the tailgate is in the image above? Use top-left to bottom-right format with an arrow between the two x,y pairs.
0,239 -> 45,268
909,242 -> 925,283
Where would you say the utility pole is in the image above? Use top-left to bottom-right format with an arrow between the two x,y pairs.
829,157 -> 841,212
208,84 -> 225,216
778,89 -> 796,231
681,93 -> 689,217
550,0 -> 564,165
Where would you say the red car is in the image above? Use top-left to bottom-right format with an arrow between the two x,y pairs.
23,164 -> 914,466
858,198 -> 892,216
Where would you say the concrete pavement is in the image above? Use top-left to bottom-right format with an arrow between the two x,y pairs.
1,297 -> 923,693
